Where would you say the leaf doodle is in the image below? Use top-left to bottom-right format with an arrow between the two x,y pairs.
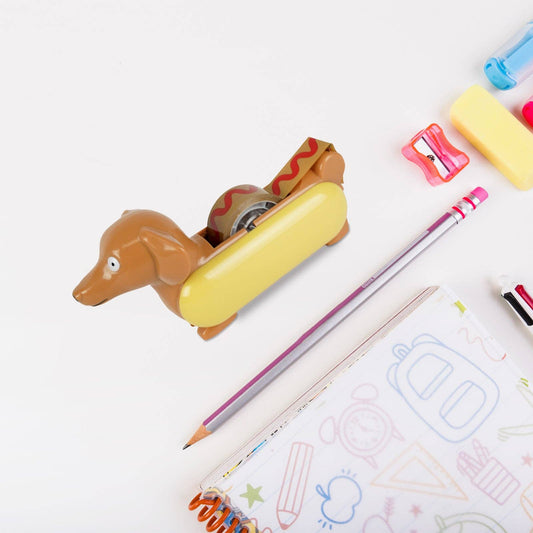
384,497 -> 394,521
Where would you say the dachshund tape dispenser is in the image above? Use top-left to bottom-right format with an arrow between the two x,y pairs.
73,138 -> 349,340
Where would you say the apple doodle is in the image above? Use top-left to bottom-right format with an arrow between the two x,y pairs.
316,470 -> 362,529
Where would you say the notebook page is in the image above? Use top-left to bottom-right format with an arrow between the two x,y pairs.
202,288 -> 438,489
205,287 -> 533,533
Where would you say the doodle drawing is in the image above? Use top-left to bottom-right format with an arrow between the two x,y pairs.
435,512 -> 507,532
319,383 -> 403,468
410,505 -> 422,518
276,441 -> 314,530
518,380 -> 533,408
454,300 -> 467,314
522,482 -> 533,521
372,442 -> 467,500
316,469 -> 362,529
457,439 -> 520,505
362,497 -> 395,533
239,484 -> 264,509
457,327 -> 506,361
498,424 -> 533,441
248,518 -> 272,533
387,334 -> 500,442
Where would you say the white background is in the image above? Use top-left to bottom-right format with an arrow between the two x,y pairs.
1,1 -> 532,531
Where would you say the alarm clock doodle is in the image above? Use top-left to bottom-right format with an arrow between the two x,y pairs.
319,383 -> 404,468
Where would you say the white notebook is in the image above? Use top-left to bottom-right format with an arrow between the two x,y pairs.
188,286 -> 533,533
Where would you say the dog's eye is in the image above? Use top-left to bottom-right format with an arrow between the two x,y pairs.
107,256 -> 121,272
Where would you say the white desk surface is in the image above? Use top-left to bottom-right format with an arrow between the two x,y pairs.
1,1 -> 532,531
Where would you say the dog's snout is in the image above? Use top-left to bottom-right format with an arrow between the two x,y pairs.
73,264 -> 116,307
72,285 -> 87,304
73,271 -> 99,306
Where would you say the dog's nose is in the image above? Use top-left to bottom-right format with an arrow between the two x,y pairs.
72,288 -> 83,303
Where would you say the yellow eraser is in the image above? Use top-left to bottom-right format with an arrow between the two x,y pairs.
451,85 -> 533,190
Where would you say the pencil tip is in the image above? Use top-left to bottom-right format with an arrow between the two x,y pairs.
184,424 -> 212,450
182,444 -> 190,450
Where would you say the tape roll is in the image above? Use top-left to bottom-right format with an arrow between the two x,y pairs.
207,185 -> 280,245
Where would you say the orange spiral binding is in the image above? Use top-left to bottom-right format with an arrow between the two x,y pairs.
189,493 -> 250,533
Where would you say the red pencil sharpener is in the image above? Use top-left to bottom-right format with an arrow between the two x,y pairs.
402,123 -> 470,186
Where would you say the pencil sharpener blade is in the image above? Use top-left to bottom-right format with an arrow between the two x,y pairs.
402,123 -> 470,186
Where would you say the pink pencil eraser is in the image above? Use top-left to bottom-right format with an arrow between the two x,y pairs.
523,100 -> 533,128
471,187 -> 488,203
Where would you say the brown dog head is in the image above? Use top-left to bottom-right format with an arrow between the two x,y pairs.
73,210 -> 196,307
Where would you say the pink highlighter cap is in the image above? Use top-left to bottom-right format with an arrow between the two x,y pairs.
523,100 -> 533,128
471,187 -> 488,204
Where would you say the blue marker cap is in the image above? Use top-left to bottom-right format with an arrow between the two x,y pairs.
484,21 -> 533,90
484,58 -> 517,90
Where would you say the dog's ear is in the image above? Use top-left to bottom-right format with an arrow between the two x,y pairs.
139,227 -> 192,285
122,210 -> 132,217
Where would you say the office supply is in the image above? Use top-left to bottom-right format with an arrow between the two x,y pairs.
523,97 -> 533,127
72,138 -> 349,340
484,20 -> 533,90
184,188 -> 488,448
402,123 -> 469,186
188,287 -> 532,532
451,85 -> 533,190
499,276 -> 533,334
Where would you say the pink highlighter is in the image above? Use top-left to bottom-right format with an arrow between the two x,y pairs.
523,98 -> 533,127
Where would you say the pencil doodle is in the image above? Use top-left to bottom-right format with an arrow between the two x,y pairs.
457,439 -> 520,505
276,442 -> 313,530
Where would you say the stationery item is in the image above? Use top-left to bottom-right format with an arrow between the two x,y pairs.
499,276 -> 533,333
451,85 -> 533,190
484,20 -> 533,90
184,188 -> 488,448
401,123 -> 469,186
188,287 -> 532,532
73,138 -> 349,340
523,97 -> 533,127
